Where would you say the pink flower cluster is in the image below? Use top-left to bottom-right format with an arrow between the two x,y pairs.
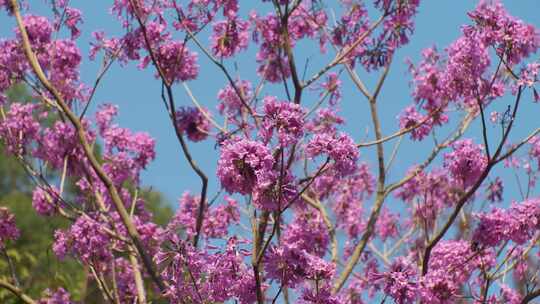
444,139 -> 488,188
473,198 -> 540,246
97,105 -> 156,185
306,132 -> 359,176
0,207 -> 19,248
169,192 -> 239,239
0,103 -> 39,154
217,139 -> 274,195
211,17 -> 250,58
53,214 -> 113,263
217,79 -> 253,119
32,186 -> 60,216
156,237 -> 258,304
260,96 -> 305,147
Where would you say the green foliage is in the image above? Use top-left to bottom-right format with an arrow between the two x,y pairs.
0,191 -> 86,302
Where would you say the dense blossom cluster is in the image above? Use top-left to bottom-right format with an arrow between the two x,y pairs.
210,17 -> 250,58
395,167 -> 455,226
138,40 -> 200,84
398,105 -> 432,141
444,139 -> 488,188
0,207 -> 19,248
53,214 -> 113,264
170,192 -> 240,238
306,132 -> 359,176
0,0 -> 539,303
473,198 -> 540,246
31,186 -> 59,216
37,288 -> 74,304
260,96 -> 305,146
0,102 -> 39,154
217,139 -> 274,195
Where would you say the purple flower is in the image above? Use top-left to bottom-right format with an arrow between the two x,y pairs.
468,0 -> 540,65
282,209 -> 329,257
217,139 -> 274,194
306,132 -> 359,176
252,170 -> 297,211
499,284 -> 522,304
38,287 -> 73,304
265,245 -> 308,288
372,257 -> 418,304
95,104 -> 118,134
443,139 -> 487,188
420,240 -> 495,303
485,177 -> 503,203
331,3 -> 370,65
34,121 -> 94,175
299,285 -> 340,304
0,207 -> 19,248
169,192 -> 239,238
260,96 -> 305,147
97,108 -> 156,184
473,198 -> 540,246
54,214 -> 113,264
32,186 -> 60,216
20,15 -> 52,46
63,7 -> 83,39
398,105 -> 432,141
211,17 -> 250,58
142,41 -> 199,83
0,103 -> 40,155
318,72 -> 342,105
47,39 -> 83,101
175,106 -> 212,142
306,108 -> 344,135
217,79 -> 253,118
376,208 -> 400,241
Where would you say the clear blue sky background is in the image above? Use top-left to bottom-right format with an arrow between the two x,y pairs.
1,0 -> 539,207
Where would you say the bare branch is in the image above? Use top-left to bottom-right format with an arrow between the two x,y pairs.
0,279 -> 36,304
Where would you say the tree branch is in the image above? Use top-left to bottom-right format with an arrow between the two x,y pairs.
0,279 -> 35,304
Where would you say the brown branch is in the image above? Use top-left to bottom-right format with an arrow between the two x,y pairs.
521,289 -> 540,304
495,128 -> 540,163
333,107 -> 475,293
252,210 -> 270,304
281,11 -> 303,104
129,250 -> 147,304
303,14 -> 386,89
385,111 -> 474,194
332,61 -> 391,294
2,248 -> 20,287
0,279 -> 35,304
170,2 -> 257,120
357,104 -> 441,148
127,0 -> 209,249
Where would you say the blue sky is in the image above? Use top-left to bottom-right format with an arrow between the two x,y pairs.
1,0 -> 539,207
